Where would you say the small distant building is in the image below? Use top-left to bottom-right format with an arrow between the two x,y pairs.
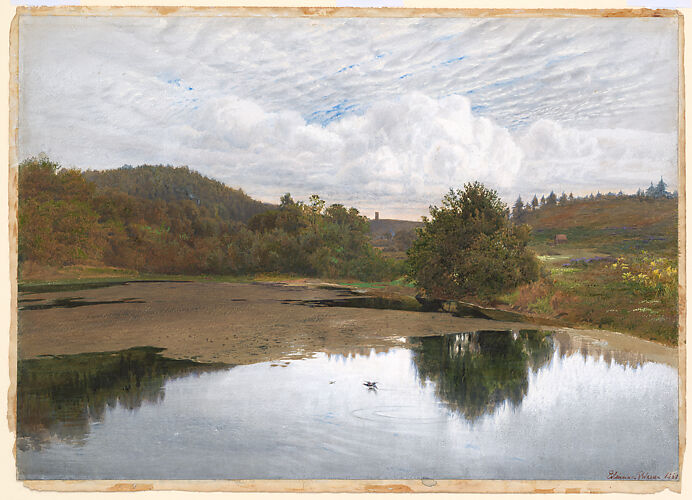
375,212 -> 379,220
554,234 -> 568,245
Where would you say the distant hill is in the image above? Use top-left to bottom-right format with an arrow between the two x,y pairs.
19,156 -> 400,279
520,196 -> 678,256
368,218 -> 423,258
84,165 -> 273,223
369,218 -> 422,237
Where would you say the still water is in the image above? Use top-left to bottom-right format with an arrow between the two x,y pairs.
17,330 -> 678,480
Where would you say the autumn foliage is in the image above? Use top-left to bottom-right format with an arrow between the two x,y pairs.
18,156 -> 400,280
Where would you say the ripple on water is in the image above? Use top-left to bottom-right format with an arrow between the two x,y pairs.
351,404 -> 453,424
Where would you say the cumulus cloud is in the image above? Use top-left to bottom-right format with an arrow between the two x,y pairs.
46,90 -> 522,219
17,15 -> 680,219
516,121 -> 678,199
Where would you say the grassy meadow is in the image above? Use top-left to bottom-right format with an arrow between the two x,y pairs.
496,196 -> 679,345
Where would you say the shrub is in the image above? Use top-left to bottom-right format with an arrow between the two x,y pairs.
407,183 -> 540,300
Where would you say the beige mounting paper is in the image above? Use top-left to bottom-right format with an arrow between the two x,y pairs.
4,3 -> 687,495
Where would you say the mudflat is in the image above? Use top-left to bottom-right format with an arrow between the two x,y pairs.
17,281 -> 677,366
18,281 -> 526,364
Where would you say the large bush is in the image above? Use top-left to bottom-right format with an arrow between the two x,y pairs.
406,183 -> 540,300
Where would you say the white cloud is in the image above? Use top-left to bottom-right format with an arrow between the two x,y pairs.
50,90 -> 521,219
17,15 -> 680,219
516,120 -> 678,198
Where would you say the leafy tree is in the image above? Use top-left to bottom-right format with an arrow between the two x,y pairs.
279,193 -> 295,208
558,192 -> 568,205
568,192 -> 574,202
406,183 -> 540,301
18,156 -> 104,266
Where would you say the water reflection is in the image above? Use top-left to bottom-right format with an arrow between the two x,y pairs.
552,330 -> 660,369
17,347 -> 226,450
16,330 -> 678,480
410,330 -> 553,420
17,329 -> 665,452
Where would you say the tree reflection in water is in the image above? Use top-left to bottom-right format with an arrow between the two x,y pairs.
410,330 -> 554,421
17,347 -> 226,450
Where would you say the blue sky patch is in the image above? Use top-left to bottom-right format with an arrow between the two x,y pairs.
306,99 -> 362,126
440,56 -> 465,66
336,64 -> 359,74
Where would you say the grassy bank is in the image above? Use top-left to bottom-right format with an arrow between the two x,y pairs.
494,197 -> 680,346
494,253 -> 678,345
17,262 -> 324,289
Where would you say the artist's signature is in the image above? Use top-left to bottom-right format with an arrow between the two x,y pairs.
607,470 -> 678,481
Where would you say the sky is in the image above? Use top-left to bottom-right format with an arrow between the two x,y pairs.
18,15 -> 680,220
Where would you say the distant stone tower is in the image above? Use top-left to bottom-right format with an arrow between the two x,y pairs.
375,212 -> 379,220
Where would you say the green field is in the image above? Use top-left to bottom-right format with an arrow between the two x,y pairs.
496,196 -> 679,345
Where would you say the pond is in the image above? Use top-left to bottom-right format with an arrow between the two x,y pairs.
16,330 -> 678,480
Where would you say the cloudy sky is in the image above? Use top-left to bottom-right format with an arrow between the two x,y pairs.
18,15 -> 679,220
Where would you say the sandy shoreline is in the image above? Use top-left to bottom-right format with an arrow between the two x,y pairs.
17,281 -> 678,367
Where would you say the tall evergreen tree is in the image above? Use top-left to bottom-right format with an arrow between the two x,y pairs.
531,195 -> 539,209
654,177 -> 668,198
512,196 -> 525,219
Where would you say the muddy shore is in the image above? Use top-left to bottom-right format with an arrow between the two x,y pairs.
17,281 -> 677,366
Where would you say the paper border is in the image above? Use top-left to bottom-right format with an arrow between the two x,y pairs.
5,5 -> 687,495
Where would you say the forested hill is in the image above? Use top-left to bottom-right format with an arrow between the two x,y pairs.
84,165 -> 273,223
18,156 -> 400,280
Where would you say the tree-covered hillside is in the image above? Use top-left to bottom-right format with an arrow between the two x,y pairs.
18,156 -> 400,281
84,165 -> 273,223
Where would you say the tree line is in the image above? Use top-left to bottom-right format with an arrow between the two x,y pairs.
18,155 -> 545,301
511,178 -> 676,220
18,155 -> 400,280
